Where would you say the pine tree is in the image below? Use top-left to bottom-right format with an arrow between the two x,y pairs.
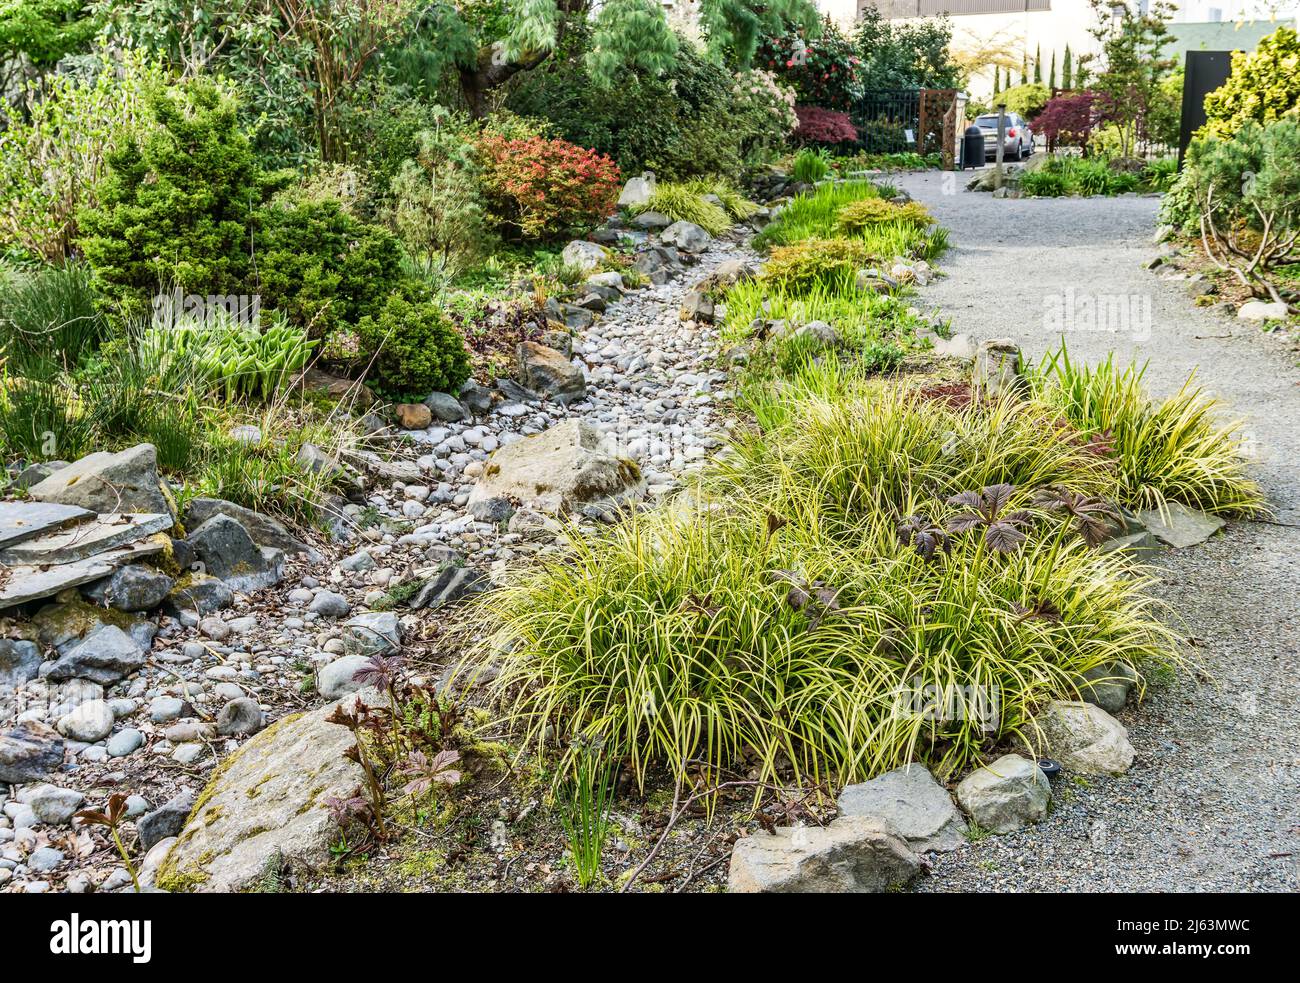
1033,44 -> 1042,83
1049,50 -> 1057,89
1063,45 -> 1073,90
436,0 -> 821,117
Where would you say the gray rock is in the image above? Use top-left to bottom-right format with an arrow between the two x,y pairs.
138,790 -> 195,852
972,339 -> 1027,398
0,639 -> 42,687
339,612 -> 401,659
1237,300 -> 1288,322
458,380 -> 494,415
0,722 -> 65,783
424,391 -> 469,422
794,320 -> 839,346
618,172 -> 656,208
468,496 -> 515,525
317,655 -> 370,700
955,753 -> 1050,833
1076,662 -> 1139,714
27,443 -> 173,516
183,498 -> 313,557
516,341 -> 586,405
837,764 -> 966,852
162,575 -> 234,617
410,565 -> 488,610
46,625 -> 146,685
470,419 -> 645,514
630,211 -> 671,231
728,816 -> 920,893
29,785 -> 85,825
1039,700 -> 1135,775
187,515 -> 283,591
106,729 -> 144,757
81,565 -> 174,612
679,288 -> 715,323
1137,502 -> 1227,548
560,240 -> 609,271
27,846 -> 64,872
0,501 -> 94,550
216,698 -> 265,737
56,699 -> 115,742
157,698 -> 368,892
1,510 -> 173,565
661,220 -> 712,253
149,696 -> 186,723
308,590 -> 351,618
338,549 -> 375,573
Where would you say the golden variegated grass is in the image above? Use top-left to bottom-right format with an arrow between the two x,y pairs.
475,498 -> 1178,788
1030,347 -> 1266,516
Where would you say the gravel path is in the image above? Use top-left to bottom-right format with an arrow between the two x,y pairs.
893,169 -> 1300,892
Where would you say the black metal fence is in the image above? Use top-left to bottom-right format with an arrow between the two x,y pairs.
849,89 -> 921,155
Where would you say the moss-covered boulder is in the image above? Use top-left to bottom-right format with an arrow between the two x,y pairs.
157,699 -> 365,892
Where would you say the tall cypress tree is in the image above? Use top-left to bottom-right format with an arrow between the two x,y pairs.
1020,53 -> 1028,85
1049,50 -> 1057,89
1063,45 -> 1073,90
1033,44 -> 1042,83
992,64 -> 1001,97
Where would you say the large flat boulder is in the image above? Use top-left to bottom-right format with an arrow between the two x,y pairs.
156,701 -> 366,892
728,816 -> 920,893
0,536 -> 167,610
837,764 -> 966,852
0,511 -> 172,565
469,420 -> 645,515
0,502 -> 94,549
27,444 -> 173,517
1136,502 -> 1226,548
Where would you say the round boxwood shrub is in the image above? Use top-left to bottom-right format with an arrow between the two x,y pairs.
353,293 -> 472,402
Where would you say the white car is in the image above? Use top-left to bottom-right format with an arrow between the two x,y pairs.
974,113 -> 1034,161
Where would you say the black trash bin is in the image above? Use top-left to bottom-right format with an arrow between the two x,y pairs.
962,125 -> 984,170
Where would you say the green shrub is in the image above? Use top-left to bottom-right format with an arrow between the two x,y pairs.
354,293 -> 472,401
1201,26 -> 1300,141
1020,169 -> 1068,197
760,238 -> 875,293
141,314 -> 317,403
999,82 -> 1051,119
388,109 -> 491,273
791,147 -> 832,183
253,194 -> 407,338
77,78 -> 278,322
753,180 -> 884,248
0,261 -> 105,376
1143,156 -> 1179,192
837,197 -> 933,232
480,390 -> 1180,785
0,49 -> 162,262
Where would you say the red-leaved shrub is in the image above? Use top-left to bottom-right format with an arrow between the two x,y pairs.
1033,92 -> 1100,150
476,134 -> 621,241
794,106 -> 858,146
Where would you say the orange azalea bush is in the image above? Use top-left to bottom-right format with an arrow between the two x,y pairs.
476,134 -> 621,241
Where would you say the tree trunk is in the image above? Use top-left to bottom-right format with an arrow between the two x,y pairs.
459,44 -> 554,119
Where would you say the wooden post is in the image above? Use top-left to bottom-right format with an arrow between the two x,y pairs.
993,103 -> 1007,189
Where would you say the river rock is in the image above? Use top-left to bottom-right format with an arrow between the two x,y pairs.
56,699 -> 115,742
340,612 -> 401,658
138,790 -> 195,851
45,625 -> 146,684
0,722 -> 65,783
469,419 -> 645,514
81,565 -> 175,612
187,515 -> 283,591
661,221 -> 711,253
516,341 -> 586,404
0,639 -> 42,687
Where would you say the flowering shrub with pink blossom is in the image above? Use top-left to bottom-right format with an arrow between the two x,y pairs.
756,21 -> 864,111
730,69 -> 800,161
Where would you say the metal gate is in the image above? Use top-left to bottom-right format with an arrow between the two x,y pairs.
850,89 -> 958,163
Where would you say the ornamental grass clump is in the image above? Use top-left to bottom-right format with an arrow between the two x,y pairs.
1029,347 -> 1265,516
476,381 -> 1182,788
837,197 -> 933,233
